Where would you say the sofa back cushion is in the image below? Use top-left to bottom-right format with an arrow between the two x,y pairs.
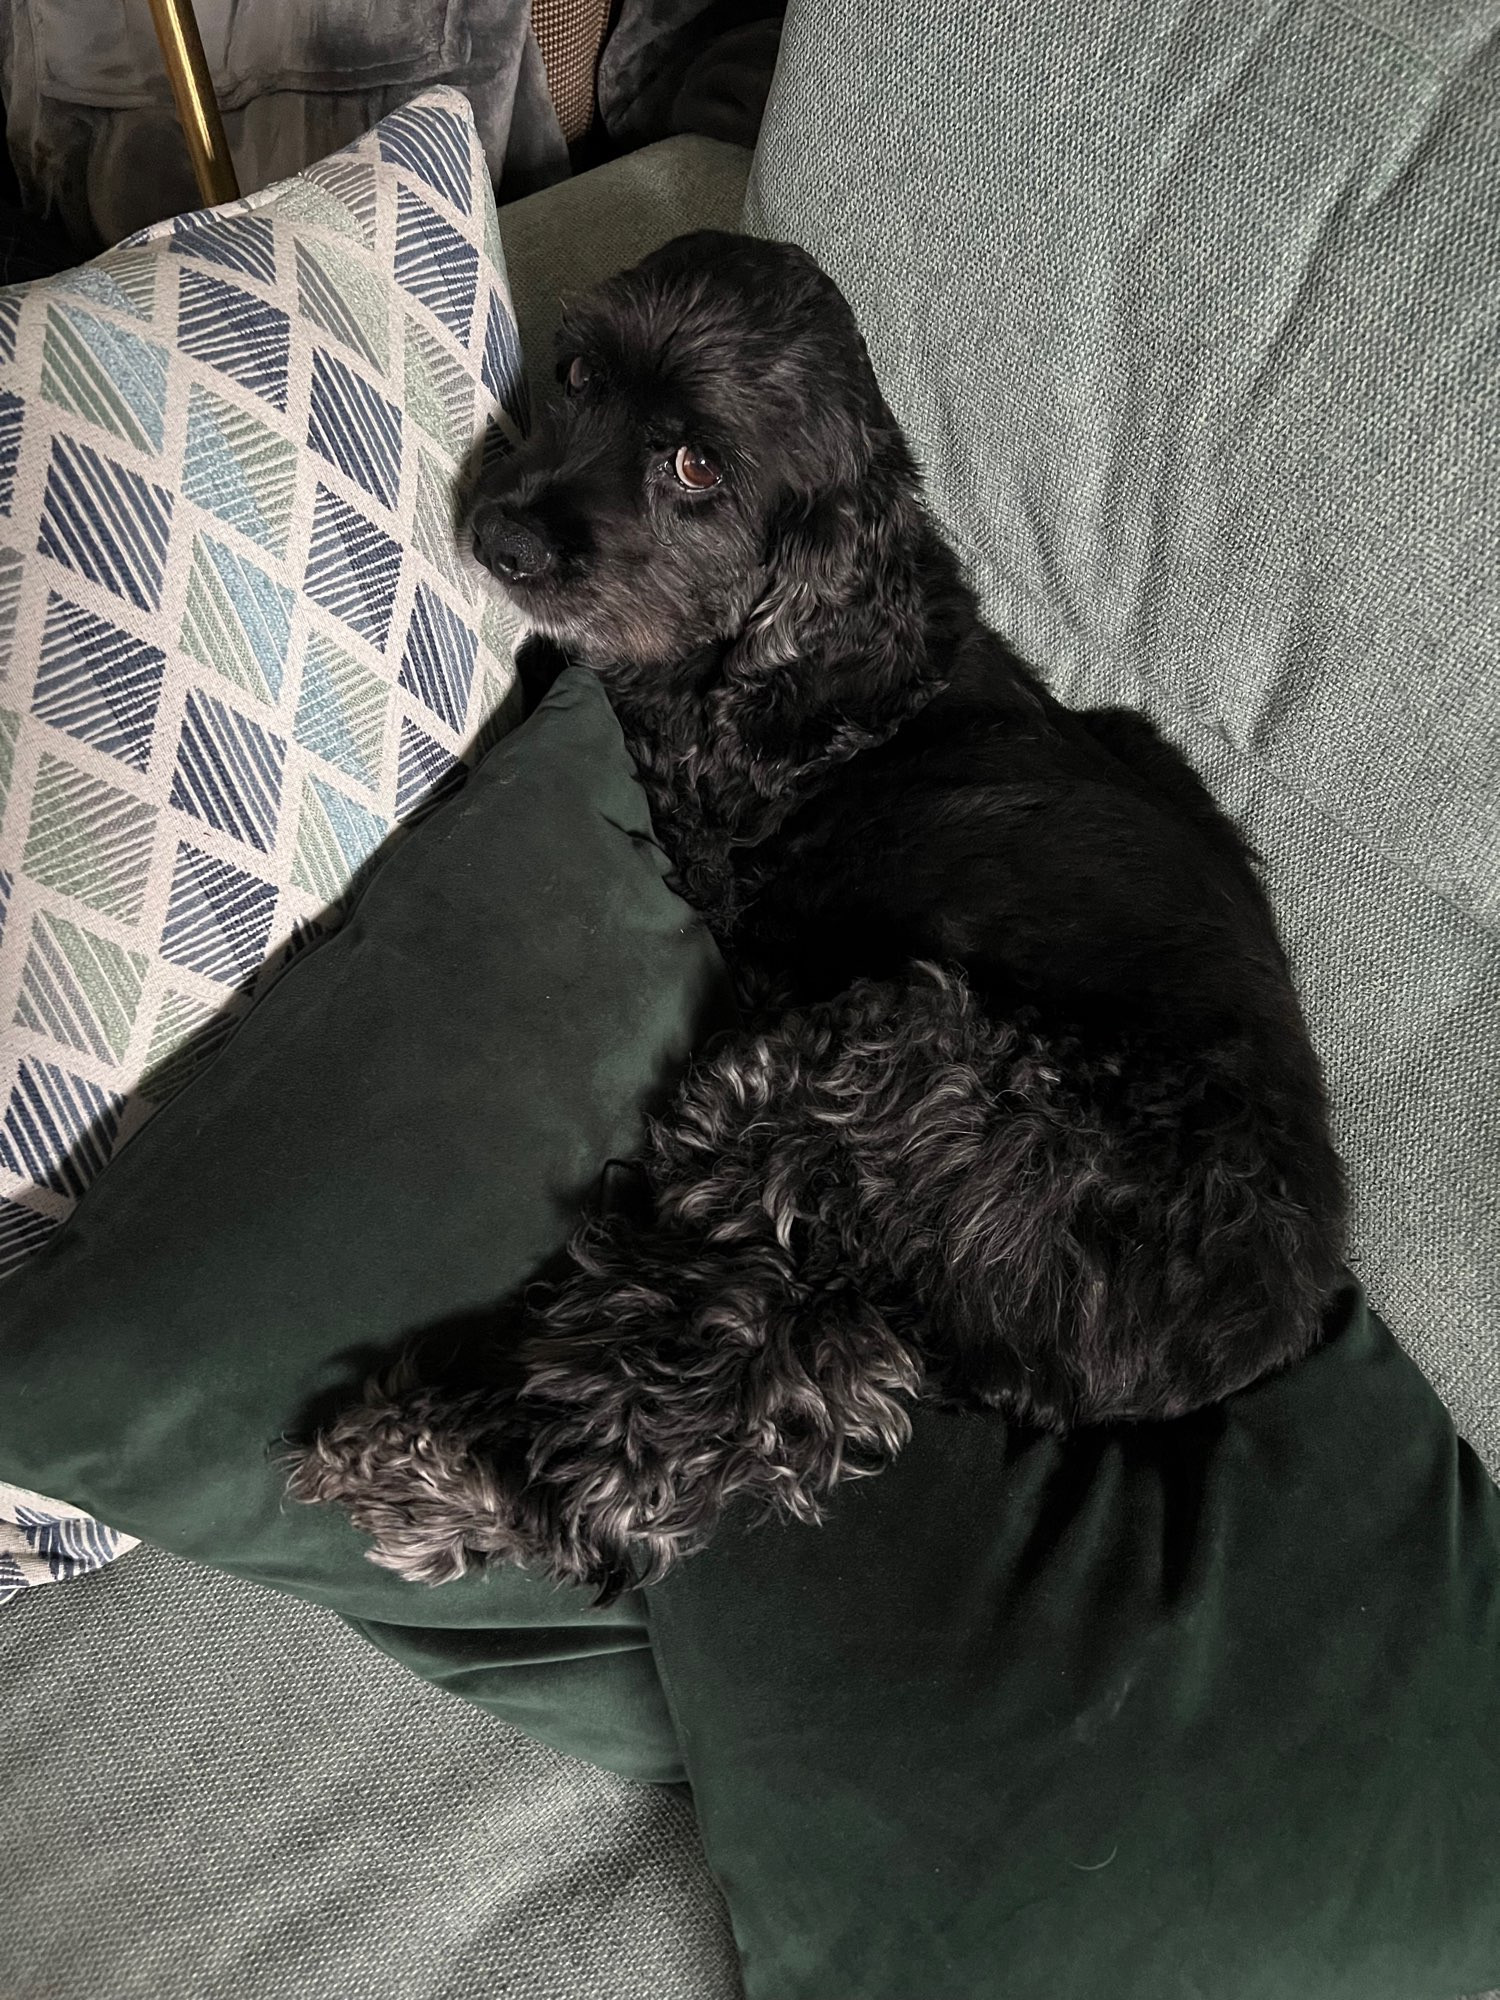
747,0 -> 1500,1469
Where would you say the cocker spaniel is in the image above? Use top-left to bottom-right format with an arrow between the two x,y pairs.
287,233 -> 1346,1599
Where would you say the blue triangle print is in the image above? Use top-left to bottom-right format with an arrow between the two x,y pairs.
168,687 -> 286,853
394,186 -> 478,344
398,583 -> 477,732
303,485 -> 403,650
0,1058 -> 124,1199
161,841 -> 277,985
32,592 -> 166,772
480,288 -> 527,430
307,348 -> 404,510
378,104 -> 474,215
396,715 -> 465,822
178,266 -> 290,412
170,211 -> 277,286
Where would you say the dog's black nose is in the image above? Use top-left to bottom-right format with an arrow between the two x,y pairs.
473,506 -> 555,583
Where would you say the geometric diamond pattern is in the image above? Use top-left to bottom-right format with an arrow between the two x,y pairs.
32,592 -> 166,772
395,186 -> 478,343
307,346 -> 403,510
302,155 -> 378,249
291,772 -> 389,903
160,842 -> 277,985
178,266 -> 290,412
168,686 -> 286,852
182,383 -> 298,557
171,211 -> 278,286
0,1192 -> 59,1276
40,302 -> 168,455
0,544 -> 23,669
36,433 -> 174,613
413,451 -> 474,601
379,103 -> 474,215
293,632 -> 388,790
304,482 -> 403,650
481,285 -> 526,431
179,533 -> 295,705
396,713 -> 465,821
405,318 -> 476,459
0,88 -> 525,1584
399,580 -> 478,732
0,390 -> 22,515
294,239 -> 388,373
0,1056 -> 125,1198
14,910 -> 148,1063
22,753 -> 157,921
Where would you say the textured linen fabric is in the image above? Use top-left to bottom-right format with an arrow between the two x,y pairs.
0,667 -> 730,1779
0,1541 -> 742,2000
0,87 -> 526,1596
649,1284 -> 1500,2000
747,0 -> 1500,1477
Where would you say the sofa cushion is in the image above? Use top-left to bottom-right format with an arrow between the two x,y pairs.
0,84 -> 526,1594
648,1283 -> 1500,1999
747,0 -> 1500,1477
0,665 -> 731,1780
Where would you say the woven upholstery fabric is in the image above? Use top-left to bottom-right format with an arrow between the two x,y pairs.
0,1542 -> 742,2000
532,0 -> 612,140
747,0 -> 1500,1475
0,86 -> 525,1596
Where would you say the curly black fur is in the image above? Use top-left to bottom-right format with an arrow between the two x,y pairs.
286,233 -> 1346,1599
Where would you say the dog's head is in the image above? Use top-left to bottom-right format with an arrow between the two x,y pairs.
470,232 -> 917,677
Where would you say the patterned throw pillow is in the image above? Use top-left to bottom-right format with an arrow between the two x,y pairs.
0,86 -> 527,1599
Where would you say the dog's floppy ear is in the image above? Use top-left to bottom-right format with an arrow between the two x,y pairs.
740,486 -> 865,670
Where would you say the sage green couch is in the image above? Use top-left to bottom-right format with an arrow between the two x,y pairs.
4,1 -> 1495,1995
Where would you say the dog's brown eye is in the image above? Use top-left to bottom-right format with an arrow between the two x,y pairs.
673,446 -> 721,490
566,355 -> 591,393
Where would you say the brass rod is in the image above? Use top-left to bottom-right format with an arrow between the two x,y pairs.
145,0 -> 240,206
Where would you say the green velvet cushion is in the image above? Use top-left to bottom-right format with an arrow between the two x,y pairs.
0,666 -> 728,1783
648,1283 -> 1500,1998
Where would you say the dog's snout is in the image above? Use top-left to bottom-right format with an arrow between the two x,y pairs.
473,504 -> 555,584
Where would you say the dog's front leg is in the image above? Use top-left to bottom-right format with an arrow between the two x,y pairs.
497,1207 -> 920,1596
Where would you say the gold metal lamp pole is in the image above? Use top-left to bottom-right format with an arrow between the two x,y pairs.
145,0 -> 240,205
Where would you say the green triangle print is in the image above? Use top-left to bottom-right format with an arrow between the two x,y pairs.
303,155 -> 378,248
182,383 -> 297,557
293,631 -> 388,790
272,176 -> 369,249
482,196 -> 505,294
295,240 -> 390,375
404,318 -> 473,459
0,546 -> 21,674
140,986 -> 242,1105
0,708 -> 17,826
22,752 -> 157,923
56,250 -> 160,324
475,667 -> 517,756
413,451 -> 473,600
13,909 -> 148,1063
40,302 -> 169,454
180,533 -> 295,704
291,773 -> 389,903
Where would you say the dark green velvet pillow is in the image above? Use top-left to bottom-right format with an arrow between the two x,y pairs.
0,667 -> 729,1784
647,1282 -> 1500,1999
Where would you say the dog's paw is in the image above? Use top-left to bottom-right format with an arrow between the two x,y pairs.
283,1375 -> 529,1585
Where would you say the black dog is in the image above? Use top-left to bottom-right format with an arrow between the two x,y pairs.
288,233 -> 1345,1597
